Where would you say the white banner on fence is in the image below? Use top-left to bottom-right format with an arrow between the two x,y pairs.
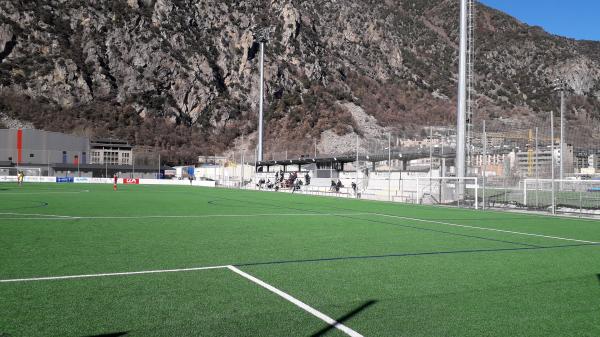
1,176 -> 215,188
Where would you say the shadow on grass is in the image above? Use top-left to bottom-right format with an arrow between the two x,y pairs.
311,300 -> 376,337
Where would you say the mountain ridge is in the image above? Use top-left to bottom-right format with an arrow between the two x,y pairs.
0,0 -> 599,163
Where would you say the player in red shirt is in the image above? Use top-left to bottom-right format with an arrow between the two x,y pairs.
113,174 -> 118,191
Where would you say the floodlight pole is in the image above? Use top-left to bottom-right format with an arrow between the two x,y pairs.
482,120 -> 486,210
455,0 -> 468,197
551,111 -> 556,215
429,126 -> 433,196
257,42 -> 265,162
429,127 -> 434,176
241,133 -> 245,188
388,133 -> 391,202
559,89 -> 565,188
535,127 -> 539,208
356,135 -> 359,198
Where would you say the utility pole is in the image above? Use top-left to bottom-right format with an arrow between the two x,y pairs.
158,152 -> 161,179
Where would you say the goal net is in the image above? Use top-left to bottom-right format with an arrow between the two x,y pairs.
396,177 -> 479,209
0,167 -> 42,183
523,179 -> 600,214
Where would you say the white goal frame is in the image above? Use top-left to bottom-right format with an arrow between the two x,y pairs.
398,176 -> 479,209
0,167 -> 42,182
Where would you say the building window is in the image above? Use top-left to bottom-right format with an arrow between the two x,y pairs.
91,151 -> 101,164
82,152 -> 86,164
29,154 -> 34,158
62,151 -> 67,164
103,151 -> 119,165
121,152 -> 130,165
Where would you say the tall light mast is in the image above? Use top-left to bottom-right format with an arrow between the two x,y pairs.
466,0 -> 476,165
256,28 -> 270,162
456,0 -> 469,184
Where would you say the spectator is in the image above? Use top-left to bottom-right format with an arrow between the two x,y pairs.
336,180 -> 343,192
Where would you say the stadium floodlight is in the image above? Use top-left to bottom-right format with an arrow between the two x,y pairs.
553,79 -> 568,188
256,27 -> 271,163
456,0 -> 469,197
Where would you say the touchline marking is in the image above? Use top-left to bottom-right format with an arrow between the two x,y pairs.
372,213 -> 599,244
0,213 -> 371,220
0,212 -> 78,219
0,190 -> 89,195
227,265 -> 364,337
0,265 -> 229,283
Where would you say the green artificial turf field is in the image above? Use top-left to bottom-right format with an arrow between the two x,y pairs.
1,183 -> 599,337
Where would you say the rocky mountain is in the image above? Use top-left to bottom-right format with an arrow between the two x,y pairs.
0,0 -> 599,163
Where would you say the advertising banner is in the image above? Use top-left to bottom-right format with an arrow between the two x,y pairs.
122,178 -> 140,185
56,177 -> 75,183
0,176 -> 17,182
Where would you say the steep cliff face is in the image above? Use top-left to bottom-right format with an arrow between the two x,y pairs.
0,0 -> 599,163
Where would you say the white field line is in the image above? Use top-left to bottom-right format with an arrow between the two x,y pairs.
371,212 -> 600,244
0,212 -> 371,220
0,190 -> 89,195
0,212 -> 79,219
227,265 -> 364,337
0,265 -> 229,283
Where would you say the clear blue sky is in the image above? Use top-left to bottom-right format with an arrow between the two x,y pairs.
480,0 -> 600,41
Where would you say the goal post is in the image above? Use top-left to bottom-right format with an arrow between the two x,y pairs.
0,167 -> 42,182
523,179 -> 600,214
399,177 -> 479,209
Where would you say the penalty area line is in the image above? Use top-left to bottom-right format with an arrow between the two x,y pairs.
0,212 -> 372,220
0,265 -> 229,283
227,265 -> 364,337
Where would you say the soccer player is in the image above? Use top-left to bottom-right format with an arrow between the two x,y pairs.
113,174 -> 118,191
17,171 -> 24,186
